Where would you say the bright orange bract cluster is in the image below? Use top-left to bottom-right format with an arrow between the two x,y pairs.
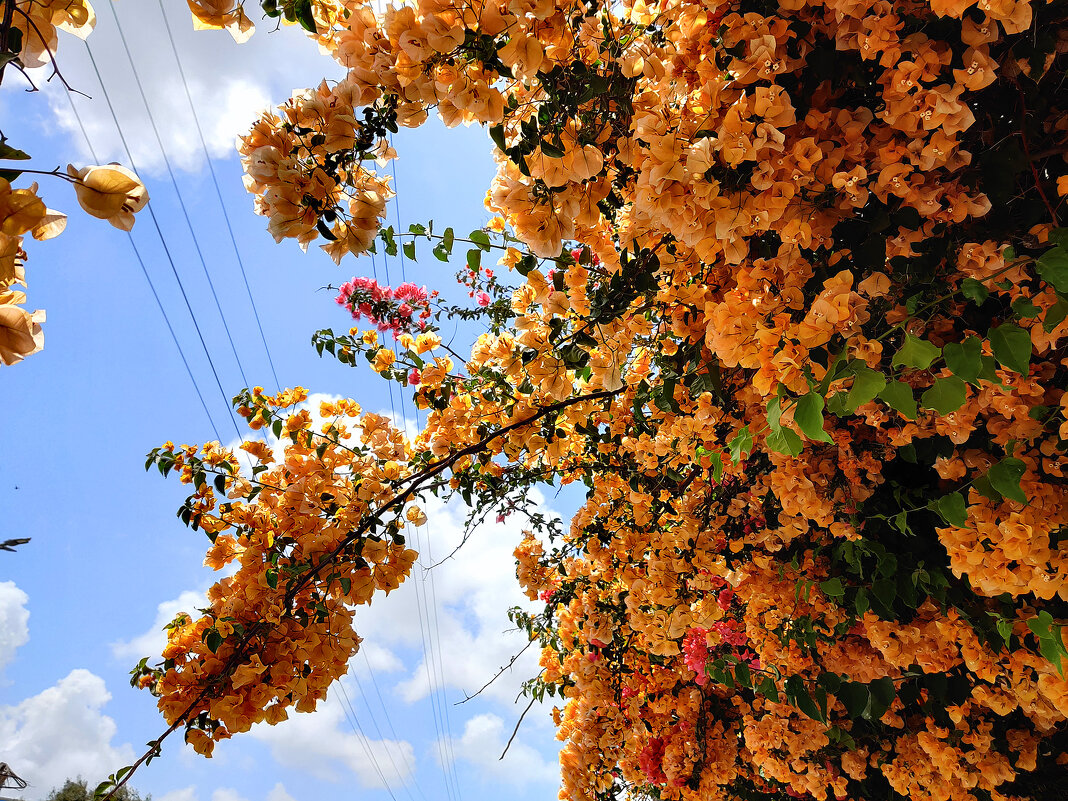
141,1 -> 1068,799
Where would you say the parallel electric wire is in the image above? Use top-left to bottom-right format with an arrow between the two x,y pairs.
350,669 -> 427,801
154,0 -> 282,391
359,650 -> 431,801
387,150 -> 465,800
82,40 -> 243,441
378,187 -> 464,801
63,86 -> 222,442
368,247 -> 457,801
105,1 -> 252,393
335,682 -> 401,801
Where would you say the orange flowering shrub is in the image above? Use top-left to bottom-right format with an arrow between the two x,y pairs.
128,1 -> 1068,800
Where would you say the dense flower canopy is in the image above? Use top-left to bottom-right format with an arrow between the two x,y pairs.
132,1 -> 1068,800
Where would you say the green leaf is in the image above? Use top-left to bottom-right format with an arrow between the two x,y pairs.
1039,635 -> 1067,675
728,426 -> 753,463
1037,246 -> 1068,292
995,617 -> 1012,649
824,391 -> 849,416
0,141 -> 30,160
293,0 -> 316,32
786,675 -> 825,723
837,682 -> 869,719
766,427 -> 803,456
443,227 -> 455,252
767,396 -> 783,432
204,629 -> 223,653
866,677 -> 895,720
872,578 -> 896,611
892,334 -> 941,370
920,376 -> 967,414
932,492 -> 968,527
1012,297 -> 1042,319
987,458 -> 1027,503
794,393 -> 833,443
696,446 -> 725,483
1028,612 -> 1067,675
735,661 -> 751,687
879,380 -> 918,419
1044,296 -> 1068,333
467,248 -> 482,271
973,473 -> 1003,502
757,676 -> 779,703
403,241 -> 416,261
961,278 -> 988,304
488,124 -> 506,152
989,323 -> 1032,375
845,365 -> 886,412
1028,610 -> 1055,640
854,587 -> 869,616
539,139 -> 566,158
943,337 -> 982,384
820,577 -> 845,600
469,230 -> 492,251
265,569 -> 278,589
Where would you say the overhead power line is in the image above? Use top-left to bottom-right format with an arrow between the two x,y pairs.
105,1 -> 253,392
62,85 -> 223,443
82,39 -> 243,442
154,0 -> 282,391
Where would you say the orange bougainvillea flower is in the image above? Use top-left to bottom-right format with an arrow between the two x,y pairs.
66,163 -> 149,231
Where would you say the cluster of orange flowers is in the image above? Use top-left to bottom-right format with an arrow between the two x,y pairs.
149,0 -> 1068,799
0,180 -> 59,365
142,390 -> 420,754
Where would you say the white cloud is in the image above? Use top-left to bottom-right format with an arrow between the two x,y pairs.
265,784 -> 298,801
249,692 -> 415,789
0,580 -> 30,674
352,490 -> 550,708
27,1 -> 343,175
212,789 -> 251,801
0,669 -> 136,799
110,589 -> 207,662
442,713 -> 557,789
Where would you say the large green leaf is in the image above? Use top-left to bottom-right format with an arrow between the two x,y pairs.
920,376 -> 967,415
794,393 -> 833,443
987,458 -> 1027,503
892,334 -> 941,370
1037,246 -> 1068,292
931,492 -> 968,527
878,380 -> 918,420
766,427 -> 803,456
943,337 -> 982,384
989,323 -> 1032,375
845,365 -> 886,412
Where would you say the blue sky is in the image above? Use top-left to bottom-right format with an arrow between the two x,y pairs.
0,5 -> 565,801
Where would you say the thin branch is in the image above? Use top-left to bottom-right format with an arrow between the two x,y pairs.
499,696 -> 536,760
456,639 -> 536,704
